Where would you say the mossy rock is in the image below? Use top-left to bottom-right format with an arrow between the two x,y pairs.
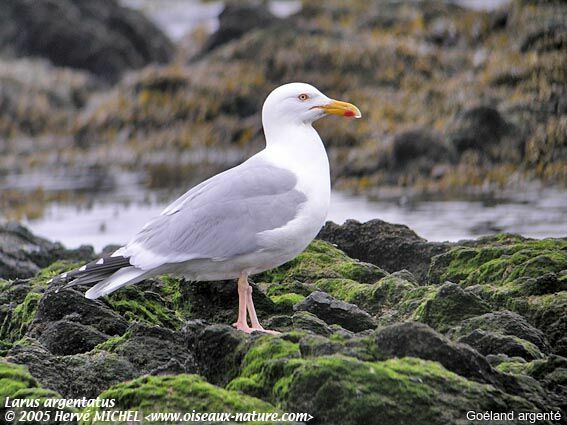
269,293 -> 306,313
448,310 -> 550,352
507,291 -> 567,356
259,240 -> 387,285
226,336 -> 301,400
457,330 -> 545,361
0,262 -> 81,344
281,355 -> 538,425
84,374 -> 278,425
0,359 -> 70,416
105,283 -> 184,330
429,237 -> 567,298
412,282 -> 491,332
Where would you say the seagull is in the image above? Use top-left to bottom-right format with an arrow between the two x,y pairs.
52,83 -> 361,333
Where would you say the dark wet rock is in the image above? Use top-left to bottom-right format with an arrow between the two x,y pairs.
390,128 -> 453,170
0,222 -> 94,279
0,0 -> 174,81
457,330 -> 544,361
0,359 -> 69,413
294,291 -> 375,332
496,354 -> 567,414
201,2 -> 279,54
373,322 -> 502,387
102,322 -> 196,376
446,106 -> 524,162
262,314 -> 293,330
449,310 -> 551,353
486,353 -> 527,368
413,282 -> 491,331
318,219 -> 451,283
7,339 -> 137,399
186,279 -> 276,325
36,320 -> 108,356
34,288 -> 128,336
292,311 -> 333,336
390,269 -> 418,285
192,324 -> 251,387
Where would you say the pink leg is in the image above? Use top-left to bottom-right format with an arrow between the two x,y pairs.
232,273 -> 252,333
246,284 -> 280,335
233,272 -> 280,334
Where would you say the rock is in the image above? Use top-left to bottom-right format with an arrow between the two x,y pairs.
260,239 -> 388,285
413,282 -> 491,331
0,0 -> 174,81
0,222 -> 93,279
0,359 -> 69,412
86,374 -> 279,422
226,335 -> 301,400
201,2 -> 278,53
36,320 -> 108,356
193,324 -> 251,387
292,311 -> 333,336
318,220 -> 450,282
185,279 -> 276,325
7,340 -> 137,399
99,322 -> 196,376
282,355 -> 539,425
449,310 -> 550,353
389,128 -> 453,171
428,235 -> 567,354
446,106 -> 523,162
294,291 -> 375,332
298,333 -> 367,360
34,288 -> 129,337
512,292 -> 567,358
496,354 -> 567,415
457,330 -> 544,361
373,322 -> 501,387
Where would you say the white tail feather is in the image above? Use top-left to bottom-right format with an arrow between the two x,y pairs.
85,267 -> 146,299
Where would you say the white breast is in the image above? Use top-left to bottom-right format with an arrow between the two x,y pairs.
255,124 -> 331,262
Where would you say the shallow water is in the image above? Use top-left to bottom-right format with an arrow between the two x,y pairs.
21,182 -> 567,251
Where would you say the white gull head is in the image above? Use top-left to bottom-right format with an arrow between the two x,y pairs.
261,83 -> 362,140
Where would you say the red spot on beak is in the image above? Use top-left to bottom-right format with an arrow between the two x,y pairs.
344,110 -> 355,117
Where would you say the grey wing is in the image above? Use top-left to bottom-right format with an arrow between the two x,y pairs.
122,159 -> 307,270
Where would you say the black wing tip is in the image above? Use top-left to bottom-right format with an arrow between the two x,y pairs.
47,255 -> 131,291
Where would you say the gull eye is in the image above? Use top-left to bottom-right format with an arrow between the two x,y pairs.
298,93 -> 310,101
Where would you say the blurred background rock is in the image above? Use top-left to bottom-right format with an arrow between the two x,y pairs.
0,0 -> 565,249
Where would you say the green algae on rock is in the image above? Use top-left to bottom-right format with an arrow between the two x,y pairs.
227,336 -> 301,401
0,359 -> 72,417
84,374 -> 278,425
280,355 -> 539,425
412,282 -> 491,332
259,240 -> 387,285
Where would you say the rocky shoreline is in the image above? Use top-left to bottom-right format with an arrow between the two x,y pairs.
0,220 -> 565,424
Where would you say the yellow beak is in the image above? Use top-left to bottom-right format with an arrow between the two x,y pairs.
313,99 -> 362,118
